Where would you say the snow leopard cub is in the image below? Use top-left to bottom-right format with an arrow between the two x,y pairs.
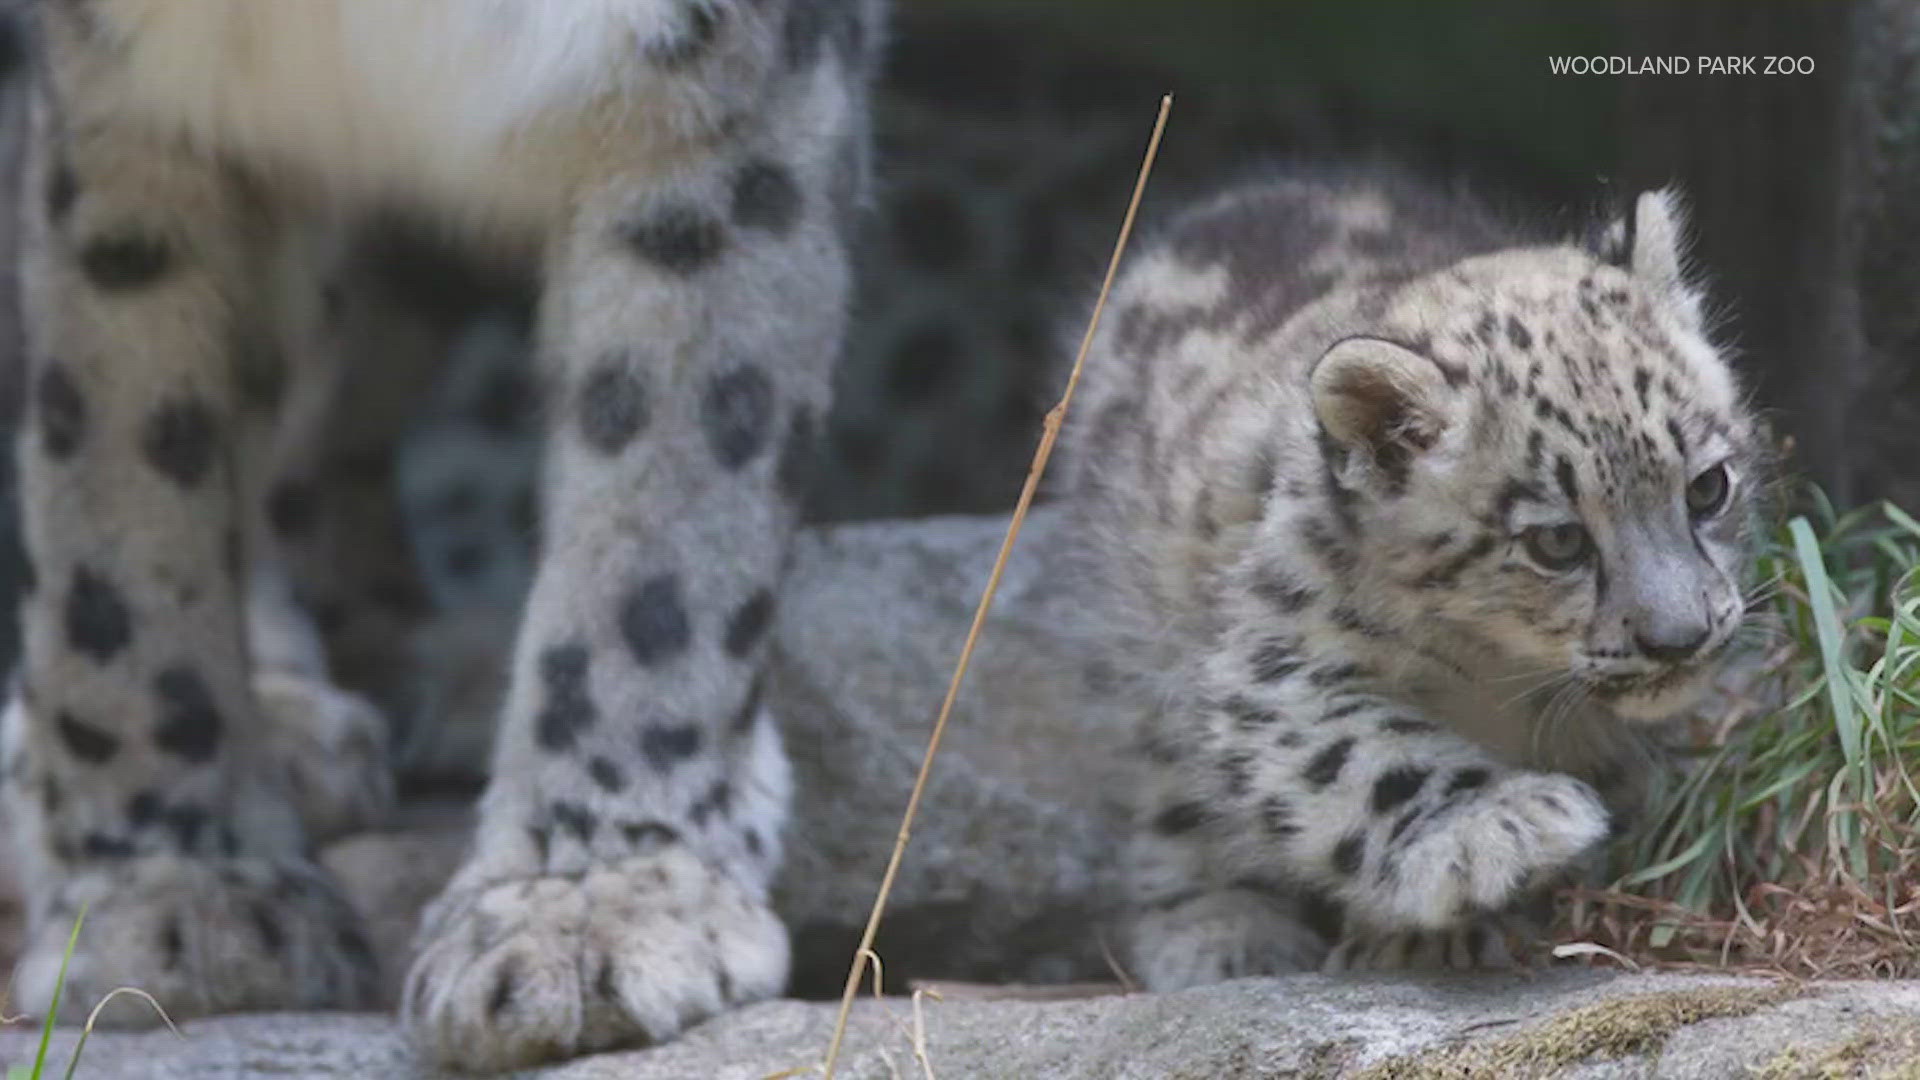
1060,168 -> 1761,986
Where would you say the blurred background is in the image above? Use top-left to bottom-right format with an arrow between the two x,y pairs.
819,0 -> 1904,523
0,0 -> 1910,706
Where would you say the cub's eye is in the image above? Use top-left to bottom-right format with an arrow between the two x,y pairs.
1686,462 -> 1731,518
1520,522 -> 1593,571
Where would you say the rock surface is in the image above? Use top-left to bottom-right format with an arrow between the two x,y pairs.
6,971 -> 1920,1077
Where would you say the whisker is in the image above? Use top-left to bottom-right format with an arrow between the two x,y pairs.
1483,662 -> 1573,687
1530,677 -> 1587,761
1499,669 -> 1570,714
1732,622 -> 1792,648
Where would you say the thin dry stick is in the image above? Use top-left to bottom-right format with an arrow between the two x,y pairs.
819,93 -> 1173,1079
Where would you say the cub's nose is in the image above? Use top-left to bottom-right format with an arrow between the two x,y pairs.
1632,623 -> 1710,663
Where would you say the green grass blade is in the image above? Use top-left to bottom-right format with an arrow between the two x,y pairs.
1881,499 -> 1920,542
31,905 -> 86,1080
1734,755 -> 1824,812
1789,517 -> 1860,765
1617,826 -> 1721,889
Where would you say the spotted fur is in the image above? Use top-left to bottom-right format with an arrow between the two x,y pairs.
0,0 -> 879,1069
1060,167 -> 1764,987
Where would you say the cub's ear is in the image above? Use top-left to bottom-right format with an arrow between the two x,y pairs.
1625,188 -> 1688,293
1594,188 -> 1705,328
1310,337 -> 1455,481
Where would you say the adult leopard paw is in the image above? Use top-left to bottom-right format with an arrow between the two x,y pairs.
12,854 -> 378,1025
402,847 -> 787,1071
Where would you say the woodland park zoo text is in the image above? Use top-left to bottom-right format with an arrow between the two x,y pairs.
1548,55 -> 1815,76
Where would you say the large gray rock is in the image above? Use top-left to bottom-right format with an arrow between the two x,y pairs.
6,971 -> 1920,1077
763,507 -> 1133,993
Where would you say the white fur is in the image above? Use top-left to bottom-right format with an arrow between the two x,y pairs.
97,0 -> 681,221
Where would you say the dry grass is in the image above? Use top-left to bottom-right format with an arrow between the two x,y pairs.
1562,874 -> 1920,981
817,94 -> 1174,1078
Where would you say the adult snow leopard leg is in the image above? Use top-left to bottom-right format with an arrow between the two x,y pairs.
233,223 -> 394,845
3,76 -> 376,1023
402,1 -> 876,1068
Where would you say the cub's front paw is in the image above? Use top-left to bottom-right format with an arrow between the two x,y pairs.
13,854 -> 378,1025
1378,772 -> 1607,928
1127,886 -> 1328,991
402,848 -> 788,1072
